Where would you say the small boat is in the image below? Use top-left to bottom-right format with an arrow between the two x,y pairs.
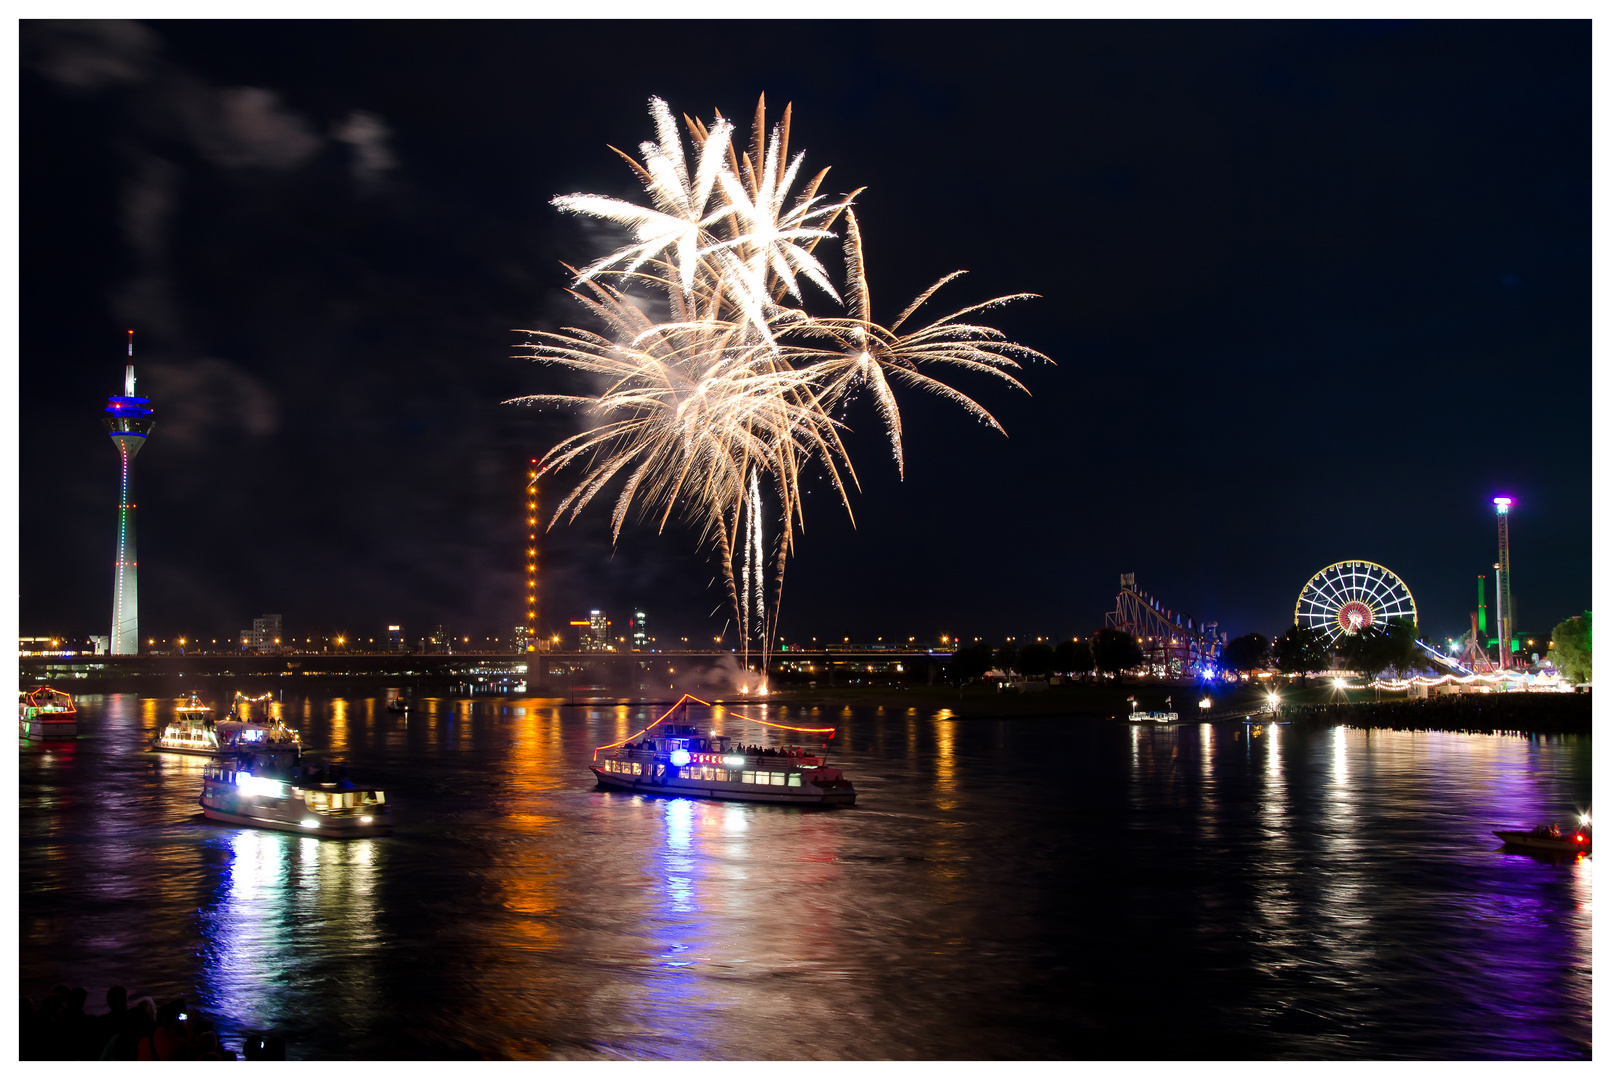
200,746 -> 392,837
591,694 -> 856,805
151,692 -> 300,757
1128,711 -> 1179,724
385,696 -> 409,714
1494,822 -> 1591,855
19,687 -> 78,740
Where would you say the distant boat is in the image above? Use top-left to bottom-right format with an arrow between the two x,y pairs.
19,687 -> 77,741
1494,823 -> 1591,855
386,696 -> 409,713
1127,711 -> 1179,724
152,692 -> 301,757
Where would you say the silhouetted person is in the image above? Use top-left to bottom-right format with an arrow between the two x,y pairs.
102,997 -> 156,1060
93,985 -> 128,1058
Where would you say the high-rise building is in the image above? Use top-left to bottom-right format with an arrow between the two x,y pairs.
630,609 -> 649,651
247,614 -> 282,653
104,331 -> 155,654
388,624 -> 404,652
573,611 -> 612,651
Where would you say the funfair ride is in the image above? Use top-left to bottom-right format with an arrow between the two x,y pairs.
1294,560 -> 1418,646
1105,573 -> 1223,678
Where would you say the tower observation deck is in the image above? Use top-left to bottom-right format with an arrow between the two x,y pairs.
105,332 -> 155,655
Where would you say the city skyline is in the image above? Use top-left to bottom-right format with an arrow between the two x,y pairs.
19,21 -> 1590,650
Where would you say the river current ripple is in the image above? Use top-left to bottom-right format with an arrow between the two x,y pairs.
19,689 -> 1592,1059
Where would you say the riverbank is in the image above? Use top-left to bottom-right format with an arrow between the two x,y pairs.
744,681 -> 1592,735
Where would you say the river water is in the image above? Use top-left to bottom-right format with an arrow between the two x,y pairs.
18,687 -> 1592,1059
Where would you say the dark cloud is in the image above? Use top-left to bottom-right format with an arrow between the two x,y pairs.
332,110 -> 398,187
139,357 -> 280,452
185,85 -> 323,171
24,19 -> 158,90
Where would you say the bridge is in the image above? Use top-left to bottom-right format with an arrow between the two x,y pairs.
20,646 -> 958,688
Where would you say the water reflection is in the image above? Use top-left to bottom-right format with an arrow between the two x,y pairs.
19,693 -> 1593,1060
197,829 -> 381,1037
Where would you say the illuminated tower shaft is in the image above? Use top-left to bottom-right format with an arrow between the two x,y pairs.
1494,497 -> 1513,669
105,333 -> 156,655
1476,575 -> 1486,637
525,462 -> 539,651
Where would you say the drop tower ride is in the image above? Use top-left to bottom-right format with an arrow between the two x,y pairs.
105,331 -> 155,654
1493,497 -> 1513,670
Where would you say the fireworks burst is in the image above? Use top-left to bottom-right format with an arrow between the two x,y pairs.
509,95 -> 1049,676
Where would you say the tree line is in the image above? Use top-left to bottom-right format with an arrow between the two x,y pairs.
945,617 -> 1442,686
943,629 -> 1144,683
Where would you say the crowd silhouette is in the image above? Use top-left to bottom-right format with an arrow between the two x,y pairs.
21,983 -> 286,1060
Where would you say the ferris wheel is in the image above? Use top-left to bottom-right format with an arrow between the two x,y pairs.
1294,560 -> 1418,645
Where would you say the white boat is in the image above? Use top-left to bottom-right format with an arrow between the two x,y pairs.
1128,711 -> 1179,724
151,692 -> 301,757
590,695 -> 856,806
200,748 -> 392,837
19,687 -> 77,740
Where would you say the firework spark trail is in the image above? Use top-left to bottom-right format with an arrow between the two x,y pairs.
508,95 -> 1048,676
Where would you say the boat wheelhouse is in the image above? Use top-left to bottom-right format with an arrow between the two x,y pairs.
153,691 -> 301,757
591,695 -> 856,806
19,687 -> 78,740
200,747 -> 392,837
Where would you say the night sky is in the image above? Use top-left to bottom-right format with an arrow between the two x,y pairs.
19,20 -> 1591,651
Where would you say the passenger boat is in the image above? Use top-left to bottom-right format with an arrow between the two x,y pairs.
591,694 -> 856,806
200,747 -> 392,837
1494,821 -> 1591,855
1128,710 -> 1179,723
150,692 -> 300,757
19,687 -> 78,740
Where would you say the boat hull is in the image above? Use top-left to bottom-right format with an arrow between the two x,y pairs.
1494,830 -> 1590,854
150,741 -> 223,757
591,765 -> 855,805
20,717 -> 77,740
199,803 -> 392,837
200,782 -> 393,837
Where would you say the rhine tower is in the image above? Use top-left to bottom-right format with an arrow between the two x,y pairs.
105,331 -> 155,654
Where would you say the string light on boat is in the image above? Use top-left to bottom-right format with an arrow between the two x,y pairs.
592,694 -> 836,757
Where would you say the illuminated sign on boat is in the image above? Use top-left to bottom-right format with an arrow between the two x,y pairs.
669,749 -> 692,766
234,772 -> 289,798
